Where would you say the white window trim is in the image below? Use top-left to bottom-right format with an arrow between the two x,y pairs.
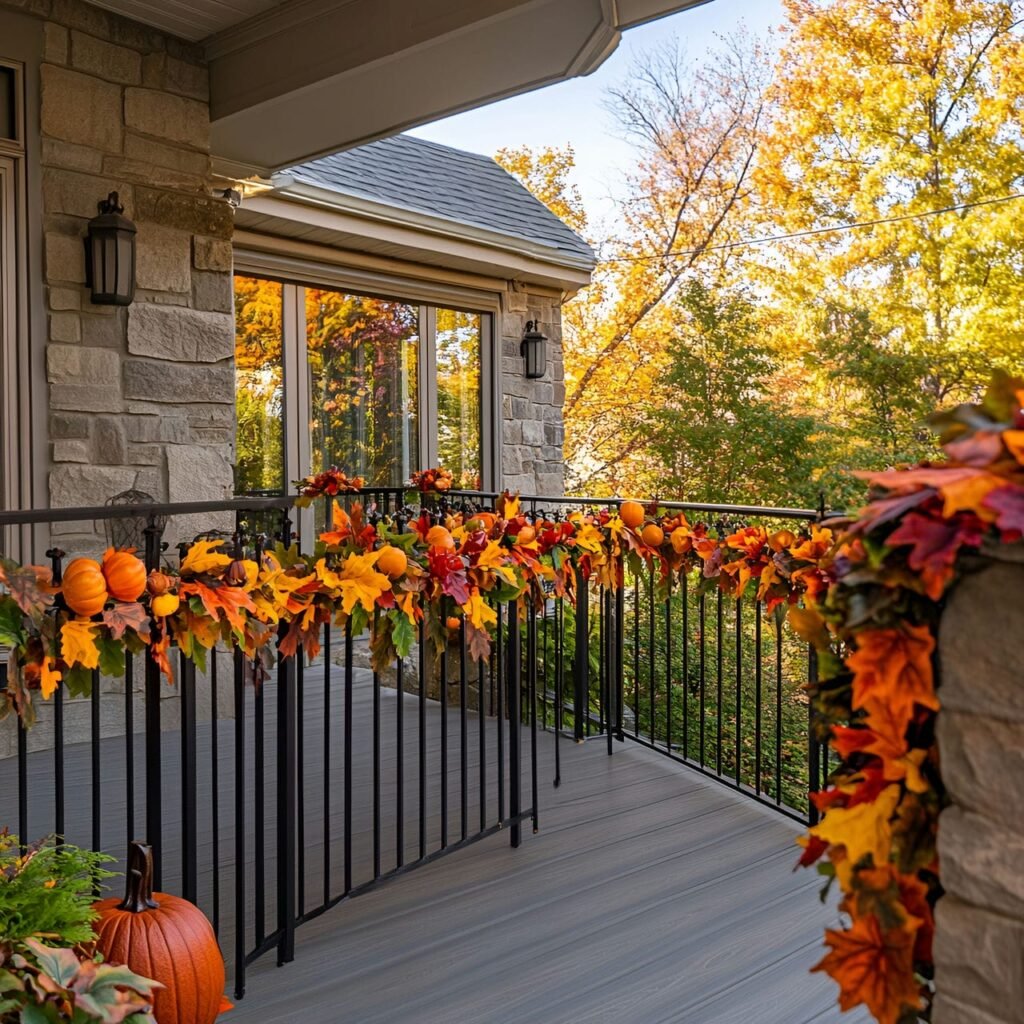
233,248 -> 503,503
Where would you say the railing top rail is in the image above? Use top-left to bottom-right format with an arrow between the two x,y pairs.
0,494 -> 296,528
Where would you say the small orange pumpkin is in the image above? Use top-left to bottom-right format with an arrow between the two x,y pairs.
102,548 -> 148,603
376,545 -> 408,579
93,842 -> 231,1024
641,523 -> 665,548
425,525 -> 455,550
619,501 -> 645,529
62,558 -> 108,617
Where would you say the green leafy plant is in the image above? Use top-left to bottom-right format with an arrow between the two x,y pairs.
0,834 -> 113,946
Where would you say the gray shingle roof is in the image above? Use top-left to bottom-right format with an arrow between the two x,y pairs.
285,134 -> 595,267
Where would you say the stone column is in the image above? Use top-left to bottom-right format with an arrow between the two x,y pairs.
933,546 -> 1024,1024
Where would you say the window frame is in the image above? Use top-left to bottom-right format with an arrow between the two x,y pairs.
233,249 -> 501,500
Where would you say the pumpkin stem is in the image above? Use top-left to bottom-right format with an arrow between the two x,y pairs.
119,841 -> 159,912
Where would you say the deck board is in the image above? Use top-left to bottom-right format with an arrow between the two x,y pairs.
1,665 -> 865,1023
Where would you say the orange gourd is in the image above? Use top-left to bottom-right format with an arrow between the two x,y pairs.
376,545 -> 408,579
425,525 -> 455,550
102,548 -> 147,603
62,558 -> 108,617
93,842 -> 231,1024
516,525 -> 537,544
151,593 -> 180,618
619,501 -> 645,529
641,523 -> 665,548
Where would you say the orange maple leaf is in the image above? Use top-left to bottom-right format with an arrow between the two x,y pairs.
40,655 -> 61,700
180,580 -> 256,634
60,618 -> 101,670
845,626 -> 938,728
812,913 -> 922,1024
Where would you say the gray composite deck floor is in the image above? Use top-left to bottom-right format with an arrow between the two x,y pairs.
2,665 -> 864,1024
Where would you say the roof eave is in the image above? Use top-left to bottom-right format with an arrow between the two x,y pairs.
273,175 -> 597,274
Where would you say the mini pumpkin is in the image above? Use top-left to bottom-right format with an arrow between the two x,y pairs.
619,500 -> 645,530
102,548 -> 148,603
62,558 -> 108,617
93,842 -> 231,1024
376,545 -> 408,579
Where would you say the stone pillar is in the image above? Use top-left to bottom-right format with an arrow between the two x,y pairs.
933,546 -> 1024,1024
34,0 -> 235,551
501,283 -> 566,496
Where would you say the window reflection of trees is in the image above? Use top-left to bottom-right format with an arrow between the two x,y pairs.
436,309 -> 482,490
234,276 -> 285,494
306,290 -> 419,487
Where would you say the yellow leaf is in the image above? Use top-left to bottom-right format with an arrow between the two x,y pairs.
180,540 -> 232,576
810,785 -> 901,890
60,618 -> 101,670
461,593 -> 497,632
475,540 -> 517,584
41,655 -> 61,700
334,551 -> 391,615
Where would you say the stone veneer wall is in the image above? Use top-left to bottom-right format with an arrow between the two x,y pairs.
933,546 -> 1024,1024
25,0 -> 235,546
500,285 -> 566,496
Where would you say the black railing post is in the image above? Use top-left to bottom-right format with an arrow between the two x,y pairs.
573,574 -> 588,742
276,509 -> 298,965
508,599 -> 522,848
141,518 -> 163,888
615,585 -> 625,741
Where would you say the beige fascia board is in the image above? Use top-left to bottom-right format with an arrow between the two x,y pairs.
241,190 -> 593,291
233,228 -> 563,303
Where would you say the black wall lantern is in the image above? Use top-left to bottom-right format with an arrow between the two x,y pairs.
85,192 -> 136,306
521,319 -> 547,379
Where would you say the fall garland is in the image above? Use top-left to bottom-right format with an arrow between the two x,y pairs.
794,372 -> 1024,1024
4,374 -> 1020,1024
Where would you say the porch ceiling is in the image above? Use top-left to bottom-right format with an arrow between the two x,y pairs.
83,0 -> 712,176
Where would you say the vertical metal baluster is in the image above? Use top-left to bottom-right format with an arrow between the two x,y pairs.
180,652 -> 197,904
277,505 -> 298,961
530,601 -> 539,832
323,624 -> 331,903
296,656 -> 305,917
125,655 -> 134,845
372,619 -> 381,880
48,549 -> 65,845
553,598 -> 562,787
418,619 -> 427,861
142,521 -> 162,886
573,575 -> 589,741
616,584 -> 625,741
396,657 -> 405,869
735,596 -> 743,789
508,599 -> 522,848
254,659 -> 265,943
440,616 -> 449,851
604,590 -> 612,757
716,588 -> 724,777
478,656 -> 486,833
17,706 -> 28,848
496,603 -> 505,823
775,613 -> 783,806
808,644 -> 820,825
699,594 -> 706,768
344,620 -> 353,894
665,576 -> 673,755
91,669 -> 101,858
210,649 -> 220,936
648,570 -> 655,746
459,620 -> 468,842
633,575 -> 640,738
597,587 -> 605,736
755,602 -> 763,798
541,602 -> 549,731
233,647 -> 246,999
682,573 -> 689,760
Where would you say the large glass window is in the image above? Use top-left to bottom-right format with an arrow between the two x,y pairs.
233,273 -> 491,495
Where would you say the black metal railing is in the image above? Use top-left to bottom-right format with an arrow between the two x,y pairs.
0,494 -> 537,998
0,488 -> 828,1000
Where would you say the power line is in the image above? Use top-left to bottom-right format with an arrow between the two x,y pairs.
597,192 -> 1024,264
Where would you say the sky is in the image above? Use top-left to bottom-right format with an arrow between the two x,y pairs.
409,0 -> 785,229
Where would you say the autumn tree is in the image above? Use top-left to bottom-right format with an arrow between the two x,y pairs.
494,145 -> 587,234
756,0 -> 1024,467
560,34 -> 773,494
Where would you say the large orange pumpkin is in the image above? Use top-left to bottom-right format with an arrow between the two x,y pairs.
93,842 -> 231,1024
102,548 -> 148,603
62,558 -> 108,617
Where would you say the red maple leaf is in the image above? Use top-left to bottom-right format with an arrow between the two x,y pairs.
983,483 -> 1024,541
886,512 -> 984,599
